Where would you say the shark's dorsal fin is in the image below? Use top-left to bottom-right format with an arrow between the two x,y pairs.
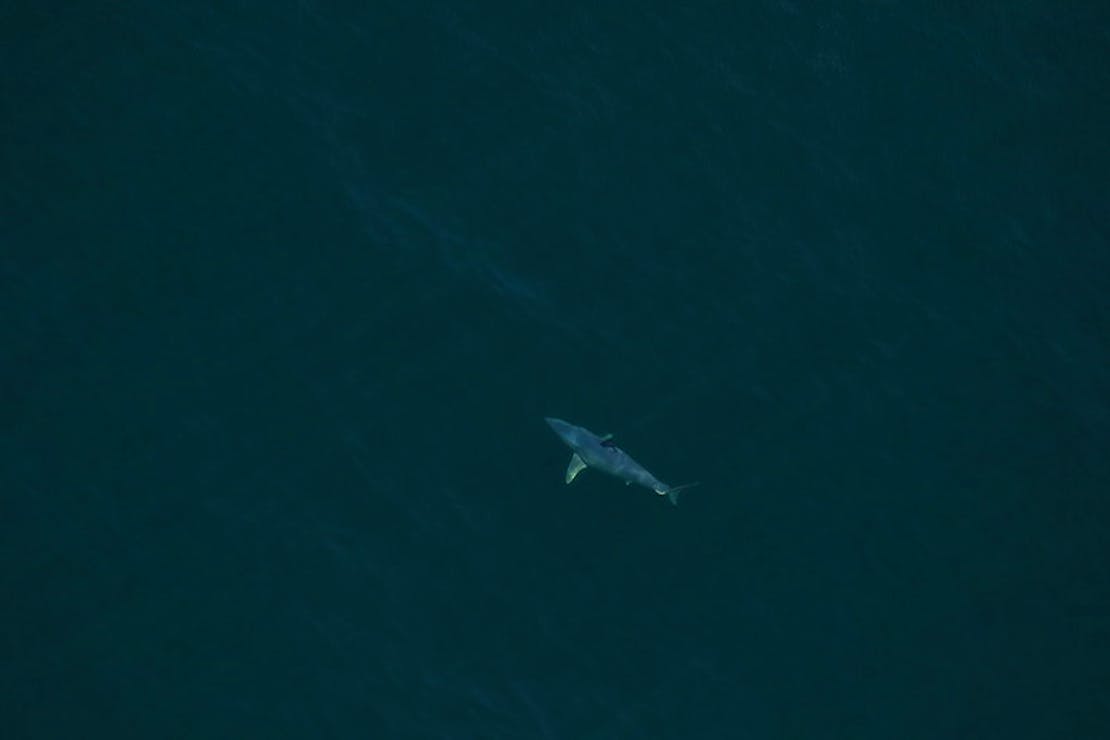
565,453 -> 587,484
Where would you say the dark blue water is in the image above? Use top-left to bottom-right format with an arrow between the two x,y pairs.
4,2 -> 1109,737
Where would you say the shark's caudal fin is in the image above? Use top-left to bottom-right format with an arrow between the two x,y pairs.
664,482 -> 700,506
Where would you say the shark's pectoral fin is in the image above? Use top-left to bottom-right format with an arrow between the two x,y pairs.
565,453 -> 587,484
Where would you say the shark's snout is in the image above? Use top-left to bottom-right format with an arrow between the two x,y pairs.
544,416 -> 568,432
545,417 -> 578,446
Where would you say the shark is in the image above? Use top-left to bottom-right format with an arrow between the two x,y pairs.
544,417 -> 698,505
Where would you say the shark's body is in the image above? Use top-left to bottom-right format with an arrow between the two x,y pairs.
544,417 -> 696,505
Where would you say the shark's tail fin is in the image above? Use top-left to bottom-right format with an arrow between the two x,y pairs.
665,482 -> 700,506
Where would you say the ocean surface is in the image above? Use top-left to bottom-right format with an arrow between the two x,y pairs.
3,2 -> 1109,737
